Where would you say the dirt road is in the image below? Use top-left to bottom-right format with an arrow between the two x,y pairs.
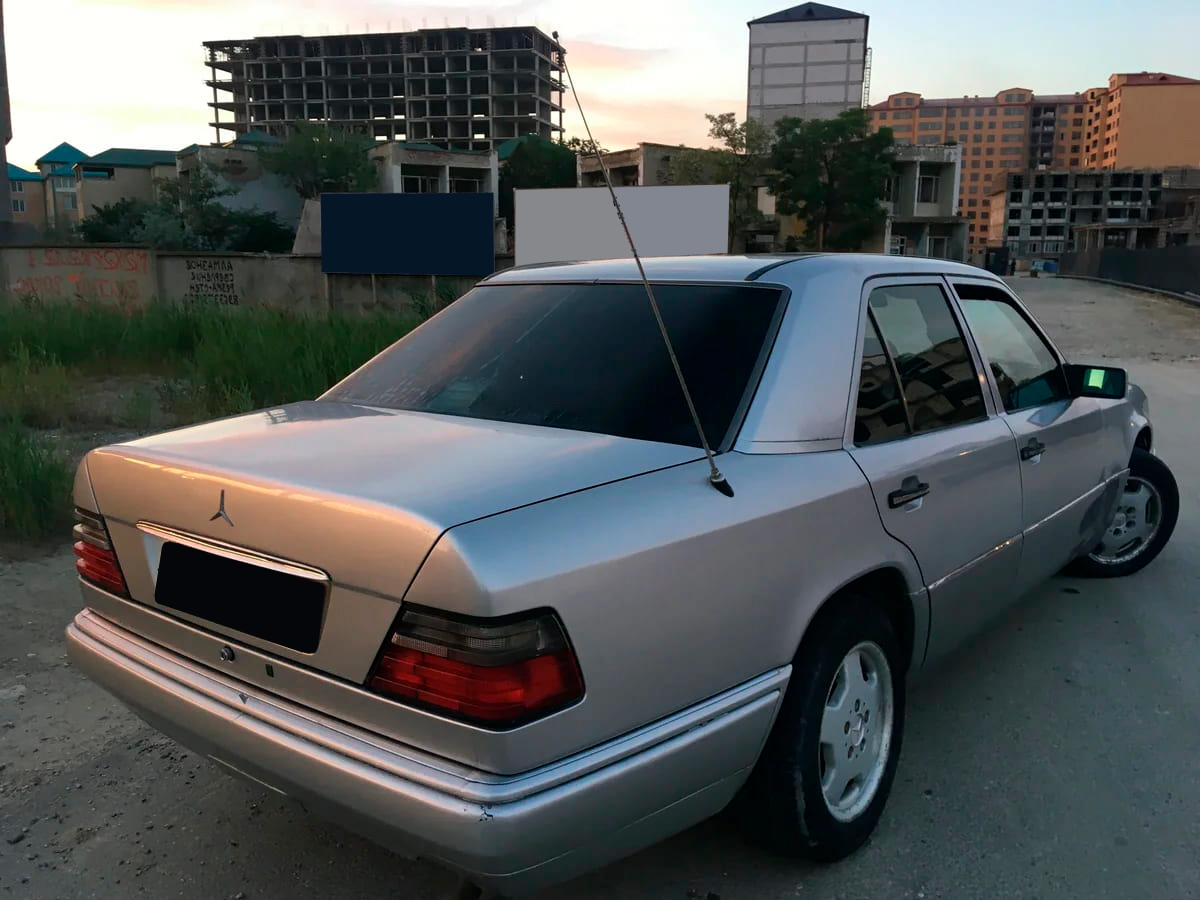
2,276 -> 1198,899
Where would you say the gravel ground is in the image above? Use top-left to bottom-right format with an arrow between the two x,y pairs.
1,276 -> 1198,899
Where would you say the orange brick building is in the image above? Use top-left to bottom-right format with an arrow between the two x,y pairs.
868,72 -> 1200,262
1083,72 -> 1200,169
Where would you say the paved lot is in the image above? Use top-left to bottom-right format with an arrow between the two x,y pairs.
1,276 -> 1198,899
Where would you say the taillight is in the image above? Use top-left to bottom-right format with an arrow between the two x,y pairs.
73,507 -> 129,597
368,607 -> 584,728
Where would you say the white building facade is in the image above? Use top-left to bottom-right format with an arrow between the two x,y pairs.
747,3 -> 868,127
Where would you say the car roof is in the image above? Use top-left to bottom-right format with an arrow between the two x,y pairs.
482,253 -> 995,285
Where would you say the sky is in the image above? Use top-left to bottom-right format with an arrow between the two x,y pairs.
6,0 -> 1200,170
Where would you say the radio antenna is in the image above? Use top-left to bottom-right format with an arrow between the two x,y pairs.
553,31 -> 733,498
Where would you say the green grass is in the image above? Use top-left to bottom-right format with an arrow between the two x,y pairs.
0,298 -> 424,422
0,419 -> 74,542
0,298 -> 429,543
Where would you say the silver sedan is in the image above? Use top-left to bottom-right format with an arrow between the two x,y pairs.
66,254 -> 1179,897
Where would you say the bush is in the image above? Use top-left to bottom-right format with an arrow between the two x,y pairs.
0,344 -> 72,428
0,419 -> 74,542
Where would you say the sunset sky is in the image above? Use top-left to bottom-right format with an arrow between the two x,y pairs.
6,0 -> 1199,170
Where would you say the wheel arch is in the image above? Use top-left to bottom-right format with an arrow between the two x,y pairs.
1135,425 -> 1152,452
799,566 -> 923,675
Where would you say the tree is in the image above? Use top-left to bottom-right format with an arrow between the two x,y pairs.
561,136 -> 606,156
77,198 -> 153,244
258,123 -> 378,199
665,113 -> 773,252
768,108 -> 895,251
77,167 -> 294,253
498,135 -> 578,222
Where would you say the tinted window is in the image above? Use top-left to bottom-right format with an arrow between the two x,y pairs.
954,284 -> 1068,412
321,282 -> 784,448
867,284 -> 986,434
854,313 -> 908,445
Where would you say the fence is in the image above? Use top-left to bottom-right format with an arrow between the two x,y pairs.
0,245 -> 502,314
1058,246 -> 1200,303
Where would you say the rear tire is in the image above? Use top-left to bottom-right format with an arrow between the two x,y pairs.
735,594 -> 905,862
1067,448 -> 1179,579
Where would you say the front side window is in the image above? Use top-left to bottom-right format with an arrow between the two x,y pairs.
866,284 -> 986,434
954,283 -> 1067,412
322,282 -> 785,448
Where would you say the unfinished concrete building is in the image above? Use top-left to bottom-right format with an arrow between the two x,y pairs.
204,27 -> 565,153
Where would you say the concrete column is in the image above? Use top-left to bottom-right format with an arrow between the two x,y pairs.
438,165 -> 449,193
1125,228 -> 1136,249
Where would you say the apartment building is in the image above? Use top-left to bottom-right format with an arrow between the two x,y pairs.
747,3 -> 868,127
868,88 -> 1087,261
204,27 -> 565,153
7,163 -> 45,229
75,148 -> 179,216
868,71 -> 1200,262
1083,72 -> 1200,169
37,142 -> 88,227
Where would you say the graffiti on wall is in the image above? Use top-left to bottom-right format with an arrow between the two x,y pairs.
9,247 -> 151,305
185,258 -> 241,305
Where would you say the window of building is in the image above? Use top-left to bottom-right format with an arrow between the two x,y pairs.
971,161 -> 981,169
892,98 -> 903,107
1070,144 -> 1080,153
947,108 -> 957,117
969,185 -> 978,194
1001,147 -> 1023,155
918,135 -> 941,144
973,133 -> 983,142
1000,160 -> 1020,168
1007,226 -> 1020,237
987,134 -> 996,143
893,110 -> 913,119
968,199 -> 978,207
969,224 -> 976,232
971,173 -> 980,182
917,175 -> 939,203
987,148 -> 995,156
919,108 -> 943,118
986,161 -> 995,169
10,180 -> 22,194
11,198 -> 25,213
974,120 -> 984,130
955,284 -> 1068,413
1003,121 -> 1024,129
55,177 -> 73,189
982,199 -> 991,207
975,108 -> 984,117
862,284 -> 985,438
62,194 -> 79,211
878,111 -> 888,120
1002,133 -> 1022,143
988,108 -> 997,116
905,97 -> 915,106
972,147 -> 982,156
1004,107 -> 1024,116
968,211 -> 977,219
1004,93 -> 1014,102
1075,104 -> 1084,113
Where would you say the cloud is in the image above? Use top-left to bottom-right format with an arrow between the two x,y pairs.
565,41 -> 670,74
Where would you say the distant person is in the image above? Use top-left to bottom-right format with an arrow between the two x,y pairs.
1008,259 -> 1016,276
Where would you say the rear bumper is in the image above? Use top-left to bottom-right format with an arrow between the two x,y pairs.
67,608 -> 787,894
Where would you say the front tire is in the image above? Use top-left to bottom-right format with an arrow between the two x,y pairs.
735,595 -> 905,862
1067,448 -> 1179,578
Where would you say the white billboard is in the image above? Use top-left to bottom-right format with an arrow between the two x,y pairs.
514,184 -> 730,267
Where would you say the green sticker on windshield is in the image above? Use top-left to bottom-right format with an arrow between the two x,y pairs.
1086,368 -> 1106,389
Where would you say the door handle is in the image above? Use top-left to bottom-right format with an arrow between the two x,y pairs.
888,476 -> 930,509
1020,438 -> 1046,461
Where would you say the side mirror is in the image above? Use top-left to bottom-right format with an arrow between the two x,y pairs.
1065,363 -> 1127,399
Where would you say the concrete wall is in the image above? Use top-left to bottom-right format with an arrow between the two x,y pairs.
1113,84 -> 1200,170
0,243 -> 483,313
9,179 -> 46,230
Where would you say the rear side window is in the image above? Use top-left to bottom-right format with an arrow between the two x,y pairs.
321,282 -> 784,448
854,313 -> 908,445
953,283 -> 1068,412
866,284 -> 986,435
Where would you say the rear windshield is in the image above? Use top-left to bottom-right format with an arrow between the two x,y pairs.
321,281 -> 785,447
